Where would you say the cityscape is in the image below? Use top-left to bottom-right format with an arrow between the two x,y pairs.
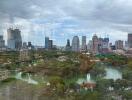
0,28 -> 132,56
0,0 -> 132,100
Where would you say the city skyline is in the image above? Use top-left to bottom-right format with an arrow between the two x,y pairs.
0,0 -> 132,46
0,29 -> 131,48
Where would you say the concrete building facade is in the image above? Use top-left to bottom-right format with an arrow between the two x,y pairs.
7,28 -> 22,50
72,36 -> 80,52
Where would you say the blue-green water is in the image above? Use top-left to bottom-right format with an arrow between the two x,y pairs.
77,67 -> 122,84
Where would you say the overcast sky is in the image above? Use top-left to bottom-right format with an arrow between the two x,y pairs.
0,0 -> 132,46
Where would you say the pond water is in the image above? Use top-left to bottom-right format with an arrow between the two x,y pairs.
77,66 -> 122,84
77,73 -> 95,84
104,67 -> 122,80
15,72 -> 38,85
0,72 -> 48,100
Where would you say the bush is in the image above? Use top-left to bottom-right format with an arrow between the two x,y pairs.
1,78 -> 16,83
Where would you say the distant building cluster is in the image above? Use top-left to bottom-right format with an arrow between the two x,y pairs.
65,33 -> 132,56
0,28 -> 132,56
68,34 -> 110,54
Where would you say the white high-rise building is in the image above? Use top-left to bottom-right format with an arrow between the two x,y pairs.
72,36 -> 80,52
87,40 -> 93,53
82,36 -> 87,51
7,28 -> 22,50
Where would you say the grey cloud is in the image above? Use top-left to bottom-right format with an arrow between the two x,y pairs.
0,0 -> 36,22
61,0 -> 132,25
0,0 -> 132,38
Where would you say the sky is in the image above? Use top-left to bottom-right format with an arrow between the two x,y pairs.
0,0 -> 132,46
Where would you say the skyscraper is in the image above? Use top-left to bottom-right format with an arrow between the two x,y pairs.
92,34 -> 99,54
128,33 -> 132,48
22,42 -> 27,49
48,40 -> 53,49
65,39 -> 71,51
98,38 -> 103,53
72,36 -> 80,52
103,38 -> 109,48
96,36 -> 109,54
115,40 -> 124,50
102,38 -> 109,53
7,28 -> 22,50
28,42 -> 32,47
87,40 -> 93,53
125,41 -> 128,49
27,41 -> 34,50
0,35 -> 5,48
45,37 -> 53,50
82,36 -> 87,51
45,37 -> 49,49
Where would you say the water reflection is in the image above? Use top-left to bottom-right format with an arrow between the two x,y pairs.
77,73 -> 95,84
15,72 -> 38,85
77,66 -> 122,84
104,67 -> 122,80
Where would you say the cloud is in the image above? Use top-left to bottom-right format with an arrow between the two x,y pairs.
0,0 -> 132,45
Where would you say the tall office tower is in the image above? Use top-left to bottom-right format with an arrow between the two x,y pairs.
48,40 -> 53,49
27,42 -> 34,50
98,37 -> 109,54
128,33 -> 132,48
14,29 -> 22,49
98,38 -> 103,53
72,36 -> 80,52
125,41 -> 128,50
102,37 -> 109,53
65,39 -> 71,51
82,36 -> 87,51
7,28 -> 14,49
103,38 -> 109,48
28,42 -> 32,47
0,35 -> 5,48
22,42 -> 27,49
45,37 -> 49,49
115,40 -> 124,50
92,34 -> 99,54
7,28 -> 22,50
87,40 -> 93,53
